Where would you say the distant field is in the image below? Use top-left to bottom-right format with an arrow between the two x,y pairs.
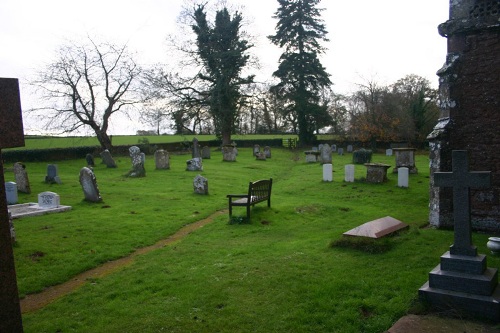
5,134 -> 299,150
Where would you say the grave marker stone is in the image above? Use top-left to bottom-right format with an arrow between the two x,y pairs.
193,174 -> 208,194
343,216 -> 408,238
419,150 -> 500,321
323,164 -> 332,182
38,191 -> 60,209
256,152 -> 266,160
201,146 -> 211,159
386,149 -> 393,156
86,153 -> 95,167
364,163 -> 391,183
154,149 -> 170,169
253,144 -> 260,156
347,145 -> 353,153
338,148 -> 344,156
5,182 -> 18,205
393,148 -> 418,173
192,137 -> 201,158
222,145 -> 237,162
344,164 -> 355,182
320,143 -> 332,164
79,167 -> 102,202
398,167 -> 409,188
186,157 -> 203,171
331,144 -> 337,152
0,77 -> 24,332
127,146 -> 146,177
100,149 -> 117,168
13,162 -> 30,193
45,164 -> 61,184
264,146 -> 271,158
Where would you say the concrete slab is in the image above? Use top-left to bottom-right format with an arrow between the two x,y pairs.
8,203 -> 72,219
343,216 -> 408,238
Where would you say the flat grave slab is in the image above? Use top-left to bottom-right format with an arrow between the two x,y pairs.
343,216 -> 408,238
8,203 -> 72,219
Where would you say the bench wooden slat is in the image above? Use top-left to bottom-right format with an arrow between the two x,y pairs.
227,178 -> 272,220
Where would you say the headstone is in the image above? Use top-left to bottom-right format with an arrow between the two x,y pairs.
419,150 -> 500,321
0,78 -> 25,332
347,145 -> 353,153
45,164 -> 61,184
79,167 -> 102,202
192,137 -> 201,158
318,144 -> 324,152
331,144 -> 337,152
193,174 -> 208,195
201,146 -> 211,159
344,164 -> 355,182
4,182 -> 17,205
140,152 -> 145,165
304,151 -> 318,163
256,152 -> 267,160
85,153 -> 95,167
393,148 -> 418,174
38,191 -> 60,209
323,164 -> 332,182
100,149 -> 117,168
364,163 -> 391,183
398,167 -> 409,188
319,143 -> 332,164
253,144 -> 260,156
127,146 -> 145,177
154,149 -> 170,169
186,157 -> 203,171
386,149 -> 393,156
343,216 -> 408,238
222,145 -> 237,162
338,148 -> 344,156
13,162 -> 30,193
312,146 -> 318,152
264,146 -> 271,158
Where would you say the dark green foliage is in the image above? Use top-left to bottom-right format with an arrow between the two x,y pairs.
352,149 -> 373,164
269,0 -> 331,145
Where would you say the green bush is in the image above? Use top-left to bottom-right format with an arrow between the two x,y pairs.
352,148 -> 373,164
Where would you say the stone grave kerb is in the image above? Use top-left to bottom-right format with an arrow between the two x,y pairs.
0,77 -> 25,332
434,150 -> 491,256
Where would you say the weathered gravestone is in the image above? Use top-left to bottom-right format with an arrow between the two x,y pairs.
5,182 -> 18,205
0,77 -> 25,332
127,146 -> 145,177
253,144 -> 260,156
154,149 -> 170,170
222,145 -> 237,162
192,137 -> 201,158
85,153 -> 95,167
347,145 -> 353,153
256,152 -> 267,160
13,161 -> 30,193
79,167 -> 102,202
393,148 -> 418,174
100,149 -> 117,168
186,157 -> 203,171
45,164 -> 61,184
193,174 -> 208,195
320,143 -> 332,164
419,150 -> 500,321
201,146 -> 211,159
264,146 -> 271,158
338,148 -> 344,156
38,191 -> 60,209
364,163 -> 391,183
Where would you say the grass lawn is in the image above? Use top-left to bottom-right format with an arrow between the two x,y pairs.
6,147 -> 500,332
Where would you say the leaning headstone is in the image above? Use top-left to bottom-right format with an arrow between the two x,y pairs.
398,167 -> 409,188
100,149 -> 117,168
253,144 -> 260,156
4,182 -> 18,205
323,164 -> 332,182
264,146 -> 271,158
13,162 -> 30,193
320,143 -> 332,164
186,157 -> 203,171
347,145 -> 353,153
85,153 -> 95,167
338,148 -> 344,156
38,191 -> 60,209
193,174 -> 208,195
154,149 -> 170,170
344,164 -> 355,182
45,164 -> 61,184
419,150 -> 499,321
201,146 -> 211,159
192,137 -> 201,158
79,167 -> 102,202
222,145 -> 237,162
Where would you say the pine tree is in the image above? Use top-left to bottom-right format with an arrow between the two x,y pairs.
269,0 -> 331,145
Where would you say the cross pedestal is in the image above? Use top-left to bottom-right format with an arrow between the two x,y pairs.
0,78 -> 25,332
419,150 -> 500,321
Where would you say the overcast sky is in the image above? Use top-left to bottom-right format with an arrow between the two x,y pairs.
0,0 -> 449,135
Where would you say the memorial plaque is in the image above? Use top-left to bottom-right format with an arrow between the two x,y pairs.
0,78 -> 25,149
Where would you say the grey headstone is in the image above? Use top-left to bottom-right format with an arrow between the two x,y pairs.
186,157 -> 203,171
45,164 -> 61,184
127,147 -> 146,177
253,144 -> 260,156
79,167 -> 102,202
264,146 -> 271,158
5,182 -> 18,205
38,191 -> 60,209
154,149 -> 170,170
192,137 -> 201,158
85,153 -> 95,166
386,149 -> 393,156
256,152 -> 266,160
338,148 -> 344,156
320,143 -> 332,164
13,162 -> 30,193
100,149 -> 117,168
331,144 -> 337,152
222,145 -> 237,162
398,167 -> 409,188
347,145 -> 353,153
193,174 -> 208,195
201,146 -> 211,159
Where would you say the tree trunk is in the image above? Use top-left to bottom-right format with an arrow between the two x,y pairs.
96,130 -> 113,150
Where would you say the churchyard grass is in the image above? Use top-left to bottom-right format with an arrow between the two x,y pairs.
8,148 -> 500,332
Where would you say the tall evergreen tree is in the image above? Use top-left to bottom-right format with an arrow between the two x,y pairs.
269,0 -> 331,145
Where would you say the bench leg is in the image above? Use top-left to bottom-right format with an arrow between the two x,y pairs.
246,205 -> 251,220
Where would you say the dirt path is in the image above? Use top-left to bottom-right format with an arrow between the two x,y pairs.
20,210 -> 227,313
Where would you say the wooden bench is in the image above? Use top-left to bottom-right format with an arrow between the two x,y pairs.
227,178 -> 273,220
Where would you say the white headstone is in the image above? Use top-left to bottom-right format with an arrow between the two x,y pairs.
5,182 -> 18,205
386,148 -> 393,156
398,167 -> 409,188
38,191 -> 60,209
345,164 -> 355,182
323,164 -> 332,182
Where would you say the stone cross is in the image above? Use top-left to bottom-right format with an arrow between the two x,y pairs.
434,150 -> 491,256
0,78 -> 25,332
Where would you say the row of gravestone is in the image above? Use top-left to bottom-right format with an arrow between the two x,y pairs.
322,164 -> 410,187
7,162 -> 63,196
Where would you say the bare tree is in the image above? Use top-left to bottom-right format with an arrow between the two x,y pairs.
30,37 -> 143,149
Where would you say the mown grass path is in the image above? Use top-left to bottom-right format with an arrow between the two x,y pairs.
20,210 -> 227,313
